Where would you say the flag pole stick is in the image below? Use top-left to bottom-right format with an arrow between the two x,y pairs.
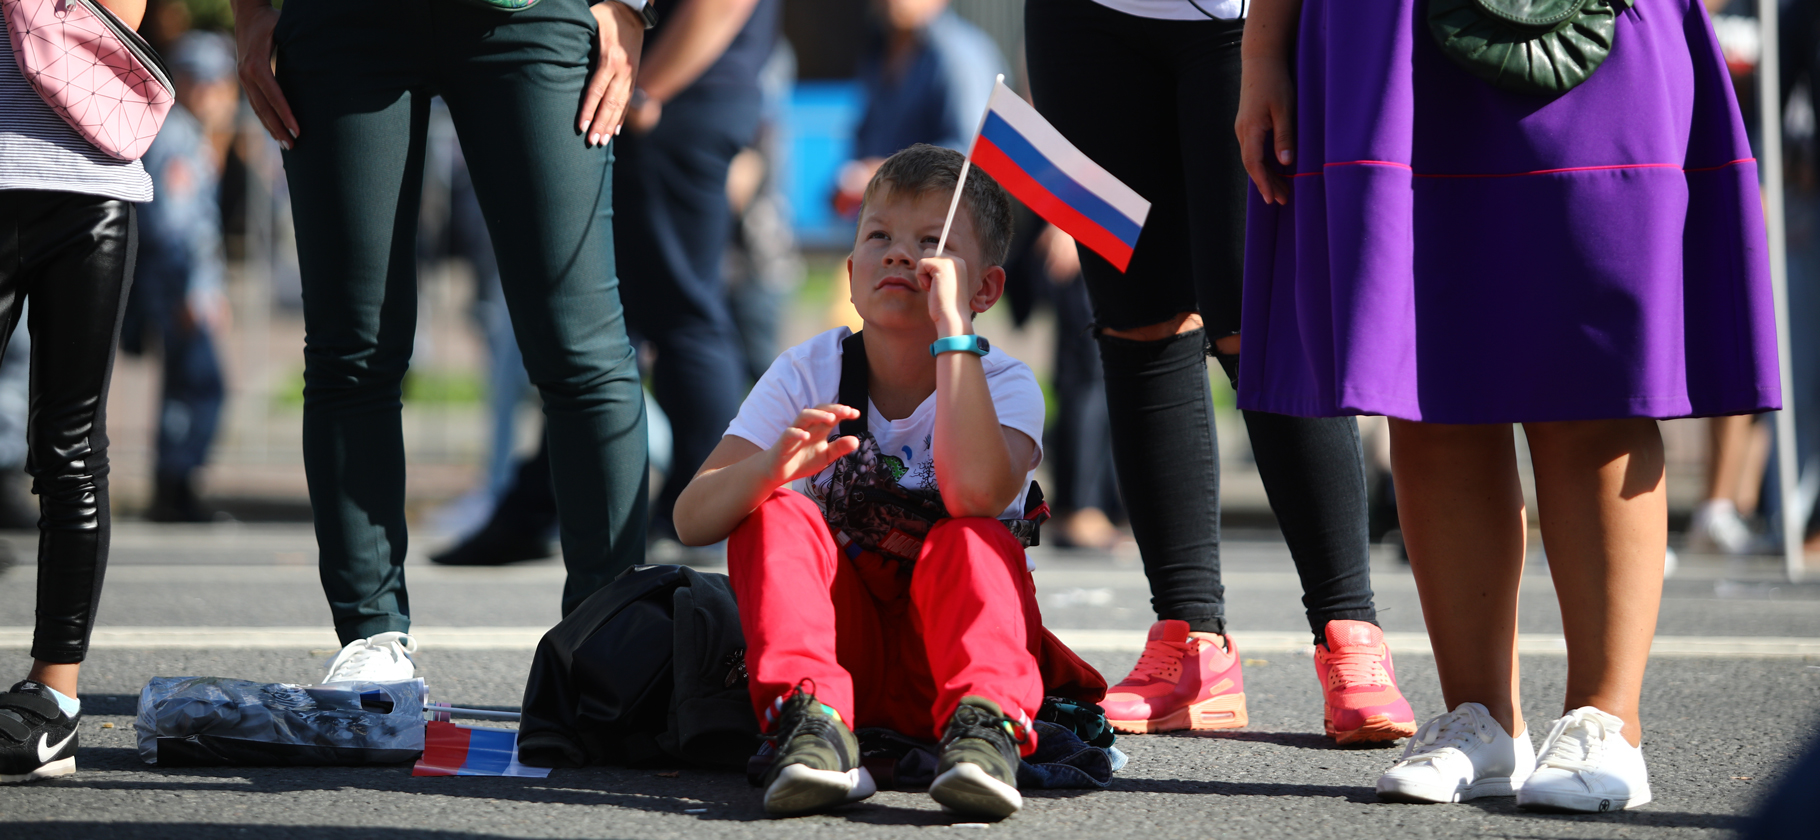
935,74 -> 1005,258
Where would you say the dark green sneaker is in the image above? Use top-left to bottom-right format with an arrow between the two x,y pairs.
760,689 -> 875,816
930,696 -> 1026,818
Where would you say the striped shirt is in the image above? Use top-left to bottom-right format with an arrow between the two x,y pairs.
1091,0 -> 1248,20
0,12 -> 153,201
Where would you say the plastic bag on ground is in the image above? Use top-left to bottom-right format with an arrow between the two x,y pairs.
135,677 -> 426,766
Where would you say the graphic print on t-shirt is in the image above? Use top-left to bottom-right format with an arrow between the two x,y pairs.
811,432 -> 946,568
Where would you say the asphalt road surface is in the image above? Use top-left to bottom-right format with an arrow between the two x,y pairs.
1,523 -> 1815,839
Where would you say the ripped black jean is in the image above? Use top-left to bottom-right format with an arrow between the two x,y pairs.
1026,0 -> 1378,641
0,190 -> 135,664
1097,330 -> 1378,641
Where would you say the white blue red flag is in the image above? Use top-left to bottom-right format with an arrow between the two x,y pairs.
969,81 -> 1150,272
412,720 -> 551,778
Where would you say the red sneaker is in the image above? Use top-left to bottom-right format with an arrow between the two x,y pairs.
1315,620 -> 1417,744
1102,620 -> 1246,734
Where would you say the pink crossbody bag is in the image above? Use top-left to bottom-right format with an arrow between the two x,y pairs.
2,0 -> 174,161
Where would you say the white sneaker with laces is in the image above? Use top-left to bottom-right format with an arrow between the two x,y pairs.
1517,706 -> 1651,812
1376,702 -> 1534,803
322,631 -> 419,684
1687,499 -> 1757,555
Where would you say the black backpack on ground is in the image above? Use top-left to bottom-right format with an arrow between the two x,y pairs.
517,564 -> 758,769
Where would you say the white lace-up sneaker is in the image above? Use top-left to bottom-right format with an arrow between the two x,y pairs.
322,632 -> 419,684
1376,702 -> 1534,803
1687,499 -> 1758,555
1517,706 -> 1652,812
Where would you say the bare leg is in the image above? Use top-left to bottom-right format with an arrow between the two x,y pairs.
1737,419 -> 1770,516
1704,414 -> 1754,504
1523,418 -> 1665,747
1389,419 -> 1527,737
25,661 -> 79,698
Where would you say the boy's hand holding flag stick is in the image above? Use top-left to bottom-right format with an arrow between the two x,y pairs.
935,76 -> 1151,272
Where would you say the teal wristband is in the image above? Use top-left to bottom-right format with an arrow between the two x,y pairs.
929,335 -> 990,357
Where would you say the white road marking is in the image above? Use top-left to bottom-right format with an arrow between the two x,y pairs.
0,626 -> 1815,657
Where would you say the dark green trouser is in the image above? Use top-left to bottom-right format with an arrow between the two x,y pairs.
276,0 -> 648,644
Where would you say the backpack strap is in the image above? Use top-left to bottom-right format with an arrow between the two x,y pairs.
838,330 -> 868,438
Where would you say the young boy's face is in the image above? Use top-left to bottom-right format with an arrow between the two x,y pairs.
847,184 -> 1002,332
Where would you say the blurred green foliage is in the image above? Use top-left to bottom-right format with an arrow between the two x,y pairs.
181,0 -> 235,30
273,369 -> 487,408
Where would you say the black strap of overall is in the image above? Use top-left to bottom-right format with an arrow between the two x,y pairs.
834,331 -> 1048,545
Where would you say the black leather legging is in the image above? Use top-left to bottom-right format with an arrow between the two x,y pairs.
0,190 -> 135,664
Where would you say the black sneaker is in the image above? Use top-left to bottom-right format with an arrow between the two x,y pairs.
0,681 -> 79,784
759,688 -> 875,816
930,696 -> 1025,818
429,518 -> 553,566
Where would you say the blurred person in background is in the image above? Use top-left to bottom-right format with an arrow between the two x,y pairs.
999,211 -> 1125,549
1762,0 -> 1820,558
421,143 -> 533,540
1684,0 -> 1778,558
126,31 -> 238,523
832,0 -> 1006,216
233,0 -> 654,683
1687,414 -> 1771,553
432,0 -> 782,564
0,322 -> 34,531
617,0 -> 781,547
724,41 -> 805,383
1035,228 -> 1124,549
1,0 -> 158,786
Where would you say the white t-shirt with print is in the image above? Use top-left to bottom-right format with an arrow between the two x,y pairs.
724,326 -> 1046,524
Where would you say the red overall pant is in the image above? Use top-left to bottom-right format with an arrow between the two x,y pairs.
730,489 -> 1099,754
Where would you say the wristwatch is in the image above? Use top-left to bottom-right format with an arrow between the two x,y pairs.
929,334 -> 990,357
598,0 -> 659,28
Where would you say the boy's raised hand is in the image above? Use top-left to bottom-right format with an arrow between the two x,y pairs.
918,254 -> 971,333
767,403 -> 862,486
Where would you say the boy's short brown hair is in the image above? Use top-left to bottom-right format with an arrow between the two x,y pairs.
860,144 -> 1014,267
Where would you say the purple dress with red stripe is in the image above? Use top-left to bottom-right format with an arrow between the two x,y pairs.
1239,0 -> 1781,423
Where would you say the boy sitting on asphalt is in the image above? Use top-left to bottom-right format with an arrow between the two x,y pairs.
674,144 -> 1101,819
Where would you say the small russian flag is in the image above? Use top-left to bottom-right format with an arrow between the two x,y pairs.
412,721 -> 550,778
966,80 -> 1150,272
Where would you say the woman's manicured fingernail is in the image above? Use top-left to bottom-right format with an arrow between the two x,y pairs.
588,133 -> 600,146
580,119 -> 591,132
1279,150 -> 1293,164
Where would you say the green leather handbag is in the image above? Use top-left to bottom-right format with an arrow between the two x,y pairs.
1429,0 -> 1636,96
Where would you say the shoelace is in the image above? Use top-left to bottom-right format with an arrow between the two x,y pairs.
1124,638 -> 1196,683
942,704 -> 1028,750
325,634 -> 417,682
765,682 -> 857,771
1535,710 -> 1612,774
1324,648 -> 1389,689
1397,705 -> 1493,766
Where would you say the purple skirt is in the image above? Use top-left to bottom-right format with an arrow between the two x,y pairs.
1238,0 -> 1781,423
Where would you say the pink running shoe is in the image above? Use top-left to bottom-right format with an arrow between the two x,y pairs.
1315,620 -> 1417,744
1102,620 -> 1246,734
